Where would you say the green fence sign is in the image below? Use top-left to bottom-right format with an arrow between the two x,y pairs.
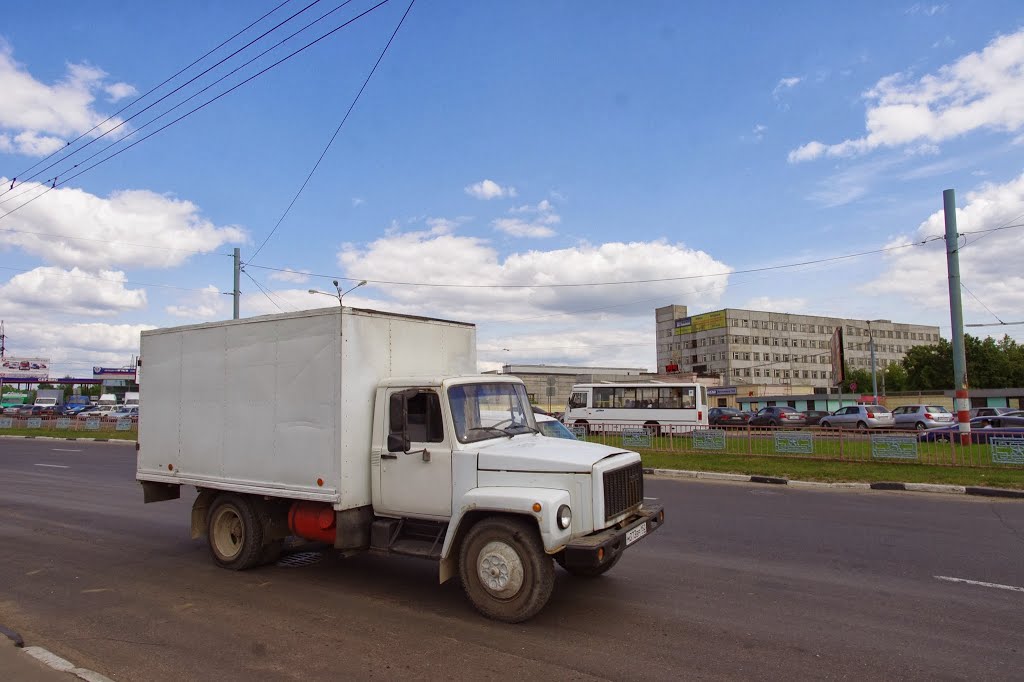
27,418 -> 42,429
693,429 -> 726,450
871,434 -> 918,460
570,425 -> 588,439
774,432 -> 814,455
56,418 -> 71,430
622,428 -> 652,448
0,418 -> 12,429
990,438 -> 1024,465
85,418 -> 101,431
116,419 -> 133,431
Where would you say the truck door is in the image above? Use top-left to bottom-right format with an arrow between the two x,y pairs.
379,388 -> 452,519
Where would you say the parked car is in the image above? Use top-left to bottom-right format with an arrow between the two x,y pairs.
104,406 -> 139,421
708,407 -> 750,427
891,404 -> 954,430
918,416 -> 1024,443
968,406 -> 1017,419
802,410 -> 831,426
819,405 -> 894,430
535,414 -> 578,440
749,406 -> 807,427
63,404 -> 94,416
77,404 -> 117,420
16,405 -> 46,417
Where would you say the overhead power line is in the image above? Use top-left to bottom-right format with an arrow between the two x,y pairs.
242,269 -> 289,312
249,0 -> 418,262
0,0 -> 390,223
0,0 -> 298,198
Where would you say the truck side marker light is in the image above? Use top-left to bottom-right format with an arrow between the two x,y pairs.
316,478 -> 324,487
167,464 -> 173,471
532,502 -> 542,512
597,548 -> 605,561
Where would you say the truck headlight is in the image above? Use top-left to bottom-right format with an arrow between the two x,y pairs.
557,504 -> 572,530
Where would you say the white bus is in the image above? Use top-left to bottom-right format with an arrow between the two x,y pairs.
563,383 -> 709,434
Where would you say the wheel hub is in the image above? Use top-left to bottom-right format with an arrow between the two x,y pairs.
477,540 -> 524,598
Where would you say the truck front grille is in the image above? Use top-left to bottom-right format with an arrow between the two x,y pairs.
603,461 -> 643,521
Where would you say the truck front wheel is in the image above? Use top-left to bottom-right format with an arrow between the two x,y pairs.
207,494 -> 265,570
459,517 -> 555,623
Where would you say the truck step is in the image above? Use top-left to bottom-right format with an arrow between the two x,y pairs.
387,538 -> 442,560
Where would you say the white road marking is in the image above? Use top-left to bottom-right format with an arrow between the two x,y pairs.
34,463 -> 69,469
934,575 -> 1024,593
52,448 -> 82,452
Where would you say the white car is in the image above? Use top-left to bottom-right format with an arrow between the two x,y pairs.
891,404 -> 953,430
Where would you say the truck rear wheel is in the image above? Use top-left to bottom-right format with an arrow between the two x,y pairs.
207,494 -> 265,570
459,517 -> 554,623
555,551 -> 622,578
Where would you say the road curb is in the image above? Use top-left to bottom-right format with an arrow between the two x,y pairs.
22,646 -> 115,682
0,435 -> 135,445
645,468 -> 1021,498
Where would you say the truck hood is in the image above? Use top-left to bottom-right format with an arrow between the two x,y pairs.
476,435 -> 632,473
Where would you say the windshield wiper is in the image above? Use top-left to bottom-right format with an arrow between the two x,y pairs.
466,426 -> 514,439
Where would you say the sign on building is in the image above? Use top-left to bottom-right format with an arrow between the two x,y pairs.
673,311 -> 727,336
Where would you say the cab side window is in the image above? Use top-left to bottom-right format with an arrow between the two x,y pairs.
395,391 -> 444,443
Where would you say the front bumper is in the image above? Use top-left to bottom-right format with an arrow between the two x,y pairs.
561,504 -> 664,569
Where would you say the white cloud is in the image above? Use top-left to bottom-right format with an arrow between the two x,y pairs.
868,172 -> 1024,318
351,197 -> 365,207
335,223 -> 732,322
165,285 -> 227,320
465,179 -> 517,200
743,296 -> 809,313
494,199 -> 560,237
790,29 -> 1024,162
0,43 -> 133,156
103,82 -> 136,102
268,268 -> 311,284
0,266 -> 145,316
906,3 -> 948,16
772,76 -> 803,99
0,182 -> 246,269
0,319 -> 153,376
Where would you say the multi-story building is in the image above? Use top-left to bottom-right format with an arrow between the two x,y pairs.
655,305 -> 942,390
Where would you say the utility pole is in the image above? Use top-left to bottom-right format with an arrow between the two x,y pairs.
233,248 -> 241,320
943,189 -> 971,445
869,325 -> 878,405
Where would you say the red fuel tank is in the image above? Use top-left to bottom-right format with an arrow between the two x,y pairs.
287,501 -> 336,544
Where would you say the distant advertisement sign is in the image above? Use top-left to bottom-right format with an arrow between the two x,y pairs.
830,327 -> 845,386
708,387 -> 738,396
673,311 -> 728,336
0,357 -> 50,380
93,366 -> 137,381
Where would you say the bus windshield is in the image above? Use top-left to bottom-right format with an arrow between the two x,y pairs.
448,382 -> 537,443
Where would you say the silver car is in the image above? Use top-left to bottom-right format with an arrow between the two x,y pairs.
891,404 -> 954,430
819,405 -> 895,430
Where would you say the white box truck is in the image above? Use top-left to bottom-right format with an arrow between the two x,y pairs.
137,307 -> 663,622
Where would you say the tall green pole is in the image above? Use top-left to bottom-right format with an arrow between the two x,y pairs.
943,189 -> 970,445
233,248 -> 241,320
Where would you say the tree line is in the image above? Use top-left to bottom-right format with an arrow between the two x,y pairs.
839,334 -> 1024,393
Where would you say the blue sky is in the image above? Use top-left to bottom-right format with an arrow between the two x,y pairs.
1,1 -> 1023,376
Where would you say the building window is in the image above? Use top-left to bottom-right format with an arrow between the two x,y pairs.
753,352 -> 761,361
754,368 -> 761,377
782,338 -> 790,347
773,354 -> 781,362
772,338 -> 780,346
742,319 -> 748,327
763,337 -> 770,345
774,369 -> 781,378
744,368 -> 751,377
743,352 -> 751,360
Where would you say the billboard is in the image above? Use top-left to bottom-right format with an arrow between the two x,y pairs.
673,310 -> 727,335
830,327 -> 845,386
93,366 -> 137,381
0,357 -> 50,380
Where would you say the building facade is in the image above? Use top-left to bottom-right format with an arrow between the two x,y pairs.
656,305 -> 942,390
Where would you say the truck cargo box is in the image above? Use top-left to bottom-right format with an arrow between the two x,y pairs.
137,307 -> 476,509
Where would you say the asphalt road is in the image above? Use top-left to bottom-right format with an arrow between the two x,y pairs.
1,438 -> 1022,681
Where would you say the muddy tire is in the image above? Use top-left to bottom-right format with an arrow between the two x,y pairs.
207,494 -> 265,570
459,516 -> 555,623
555,551 -> 622,578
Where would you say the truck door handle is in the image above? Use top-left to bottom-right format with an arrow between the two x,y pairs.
380,453 -> 398,460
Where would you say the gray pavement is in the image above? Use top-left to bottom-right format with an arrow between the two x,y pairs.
1,439 -> 1023,680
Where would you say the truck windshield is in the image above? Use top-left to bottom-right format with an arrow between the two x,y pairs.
448,382 -> 537,443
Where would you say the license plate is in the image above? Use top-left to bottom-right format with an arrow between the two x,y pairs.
625,523 -> 648,546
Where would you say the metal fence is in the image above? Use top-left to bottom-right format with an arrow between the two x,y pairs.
0,415 -> 137,435
569,422 -> 1024,469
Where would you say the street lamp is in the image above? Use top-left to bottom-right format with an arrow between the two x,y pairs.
308,279 -> 367,306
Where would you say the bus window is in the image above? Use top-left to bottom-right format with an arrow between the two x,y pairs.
659,387 -> 682,409
594,387 -> 614,408
568,392 -> 588,409
681,387 -> 696,409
